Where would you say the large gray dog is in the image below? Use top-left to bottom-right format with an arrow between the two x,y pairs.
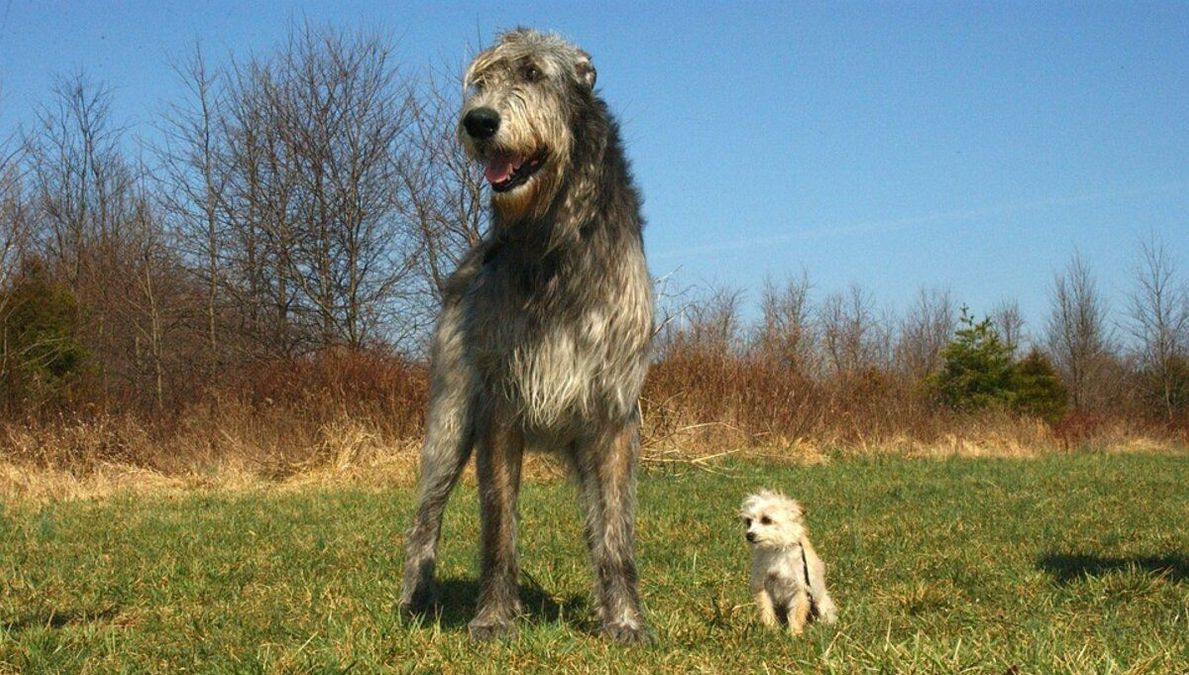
399,29 -> 654,644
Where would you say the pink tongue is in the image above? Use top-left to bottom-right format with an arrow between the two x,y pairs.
484,153 -> 518,184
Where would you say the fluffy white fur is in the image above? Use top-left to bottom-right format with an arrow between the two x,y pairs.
740,489 -> 838,634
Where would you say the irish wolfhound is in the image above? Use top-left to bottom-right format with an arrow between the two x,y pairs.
399,29 -> 654,644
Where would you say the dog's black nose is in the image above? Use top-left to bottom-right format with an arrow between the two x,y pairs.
463,107 -> 500,140
746,531 -> 756,543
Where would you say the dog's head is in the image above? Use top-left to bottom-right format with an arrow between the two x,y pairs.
740,489 -> 806,549
459,29 -> 597,221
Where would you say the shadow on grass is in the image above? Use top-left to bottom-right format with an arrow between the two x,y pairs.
1037,553 -> 1188,583
428,576 -> 592,632
2,606 -> 121,634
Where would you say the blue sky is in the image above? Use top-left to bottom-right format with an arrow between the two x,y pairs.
2,1 -> 1187,344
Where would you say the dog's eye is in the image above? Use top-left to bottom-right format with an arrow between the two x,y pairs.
520,62 -> 541,82
760,516 -> 772,525
742,518 -> 751,527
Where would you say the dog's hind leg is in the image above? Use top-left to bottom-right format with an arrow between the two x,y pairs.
802,539 -> 839,624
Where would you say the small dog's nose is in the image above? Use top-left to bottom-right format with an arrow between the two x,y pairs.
463,107 -> 500,140
746,531 -> 756,543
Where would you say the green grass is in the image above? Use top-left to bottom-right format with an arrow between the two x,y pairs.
1,452 -> 1186,673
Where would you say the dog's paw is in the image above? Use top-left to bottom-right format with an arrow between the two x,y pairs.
602,620 -> 651,645
468,617 -> 517,641
397,583 -> 438,619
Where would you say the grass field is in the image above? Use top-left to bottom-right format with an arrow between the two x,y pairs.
1,452 -> 1186,673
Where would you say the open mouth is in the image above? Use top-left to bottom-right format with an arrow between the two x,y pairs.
484,149 -> 547,193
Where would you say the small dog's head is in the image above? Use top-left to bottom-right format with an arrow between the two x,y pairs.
740,489 -> 806,550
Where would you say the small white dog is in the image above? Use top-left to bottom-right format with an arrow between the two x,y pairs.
740,489 -> 838,634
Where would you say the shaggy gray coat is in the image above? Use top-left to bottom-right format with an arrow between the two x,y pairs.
400,29 -> 653,644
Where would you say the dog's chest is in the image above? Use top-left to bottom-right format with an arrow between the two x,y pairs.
463,247 -> 651,426
752,548 -> 808,596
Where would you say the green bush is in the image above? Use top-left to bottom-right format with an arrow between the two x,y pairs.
0,261 -> 88,412
1011,348 -> 1068,422
930,306 -> 1068,421
930,306 -> 1016,411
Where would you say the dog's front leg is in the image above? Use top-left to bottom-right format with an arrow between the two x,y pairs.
754,590 -> 778,627
787,590 -> 811,636
469,409 -> 525,640
574,413 -> 648,643
399,305 -> 476,617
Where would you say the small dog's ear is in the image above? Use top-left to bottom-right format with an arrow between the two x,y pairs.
740,493 -> 758,513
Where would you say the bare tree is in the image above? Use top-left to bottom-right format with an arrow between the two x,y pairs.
400,70 -> 485,302
219,56 -> 298,355
182,24 -> 436,356
1045,252 -> 1115,410
25,73 -> 147,401
127,187 -> 170,410
1126,234 -> 1189,421
14,72 -> 207,412
0,140 -> 27,292
756,272 -> 816,373
28,74 -> 138,284
263,25 -> 412,347
896,286 -> 954,380
819,283 -> 885,379
991,298 -> 1026,358
157,43 -> 228,371
661,284 -> 745,356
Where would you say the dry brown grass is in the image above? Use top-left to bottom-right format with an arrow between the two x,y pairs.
4,409 -> 1183,504
0,412 -> 421,502
2,347 -> 1185,503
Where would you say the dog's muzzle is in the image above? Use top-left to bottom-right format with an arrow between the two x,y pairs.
463,107 -> 500,140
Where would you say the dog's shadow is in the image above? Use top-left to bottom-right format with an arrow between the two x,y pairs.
428,577 -> 593,632
2,606 -> 121,634
1037,553 -> 1188,584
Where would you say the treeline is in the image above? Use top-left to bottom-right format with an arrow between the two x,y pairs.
1,24 -> 479,419
1,24 -> 1186,471
644,247 -> 1187,450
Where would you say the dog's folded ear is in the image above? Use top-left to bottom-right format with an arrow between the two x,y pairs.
575,53 -> 596,89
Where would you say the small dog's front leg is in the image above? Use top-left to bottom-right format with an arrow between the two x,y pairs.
755,590 -> 779,627
787,590 -> 810,635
